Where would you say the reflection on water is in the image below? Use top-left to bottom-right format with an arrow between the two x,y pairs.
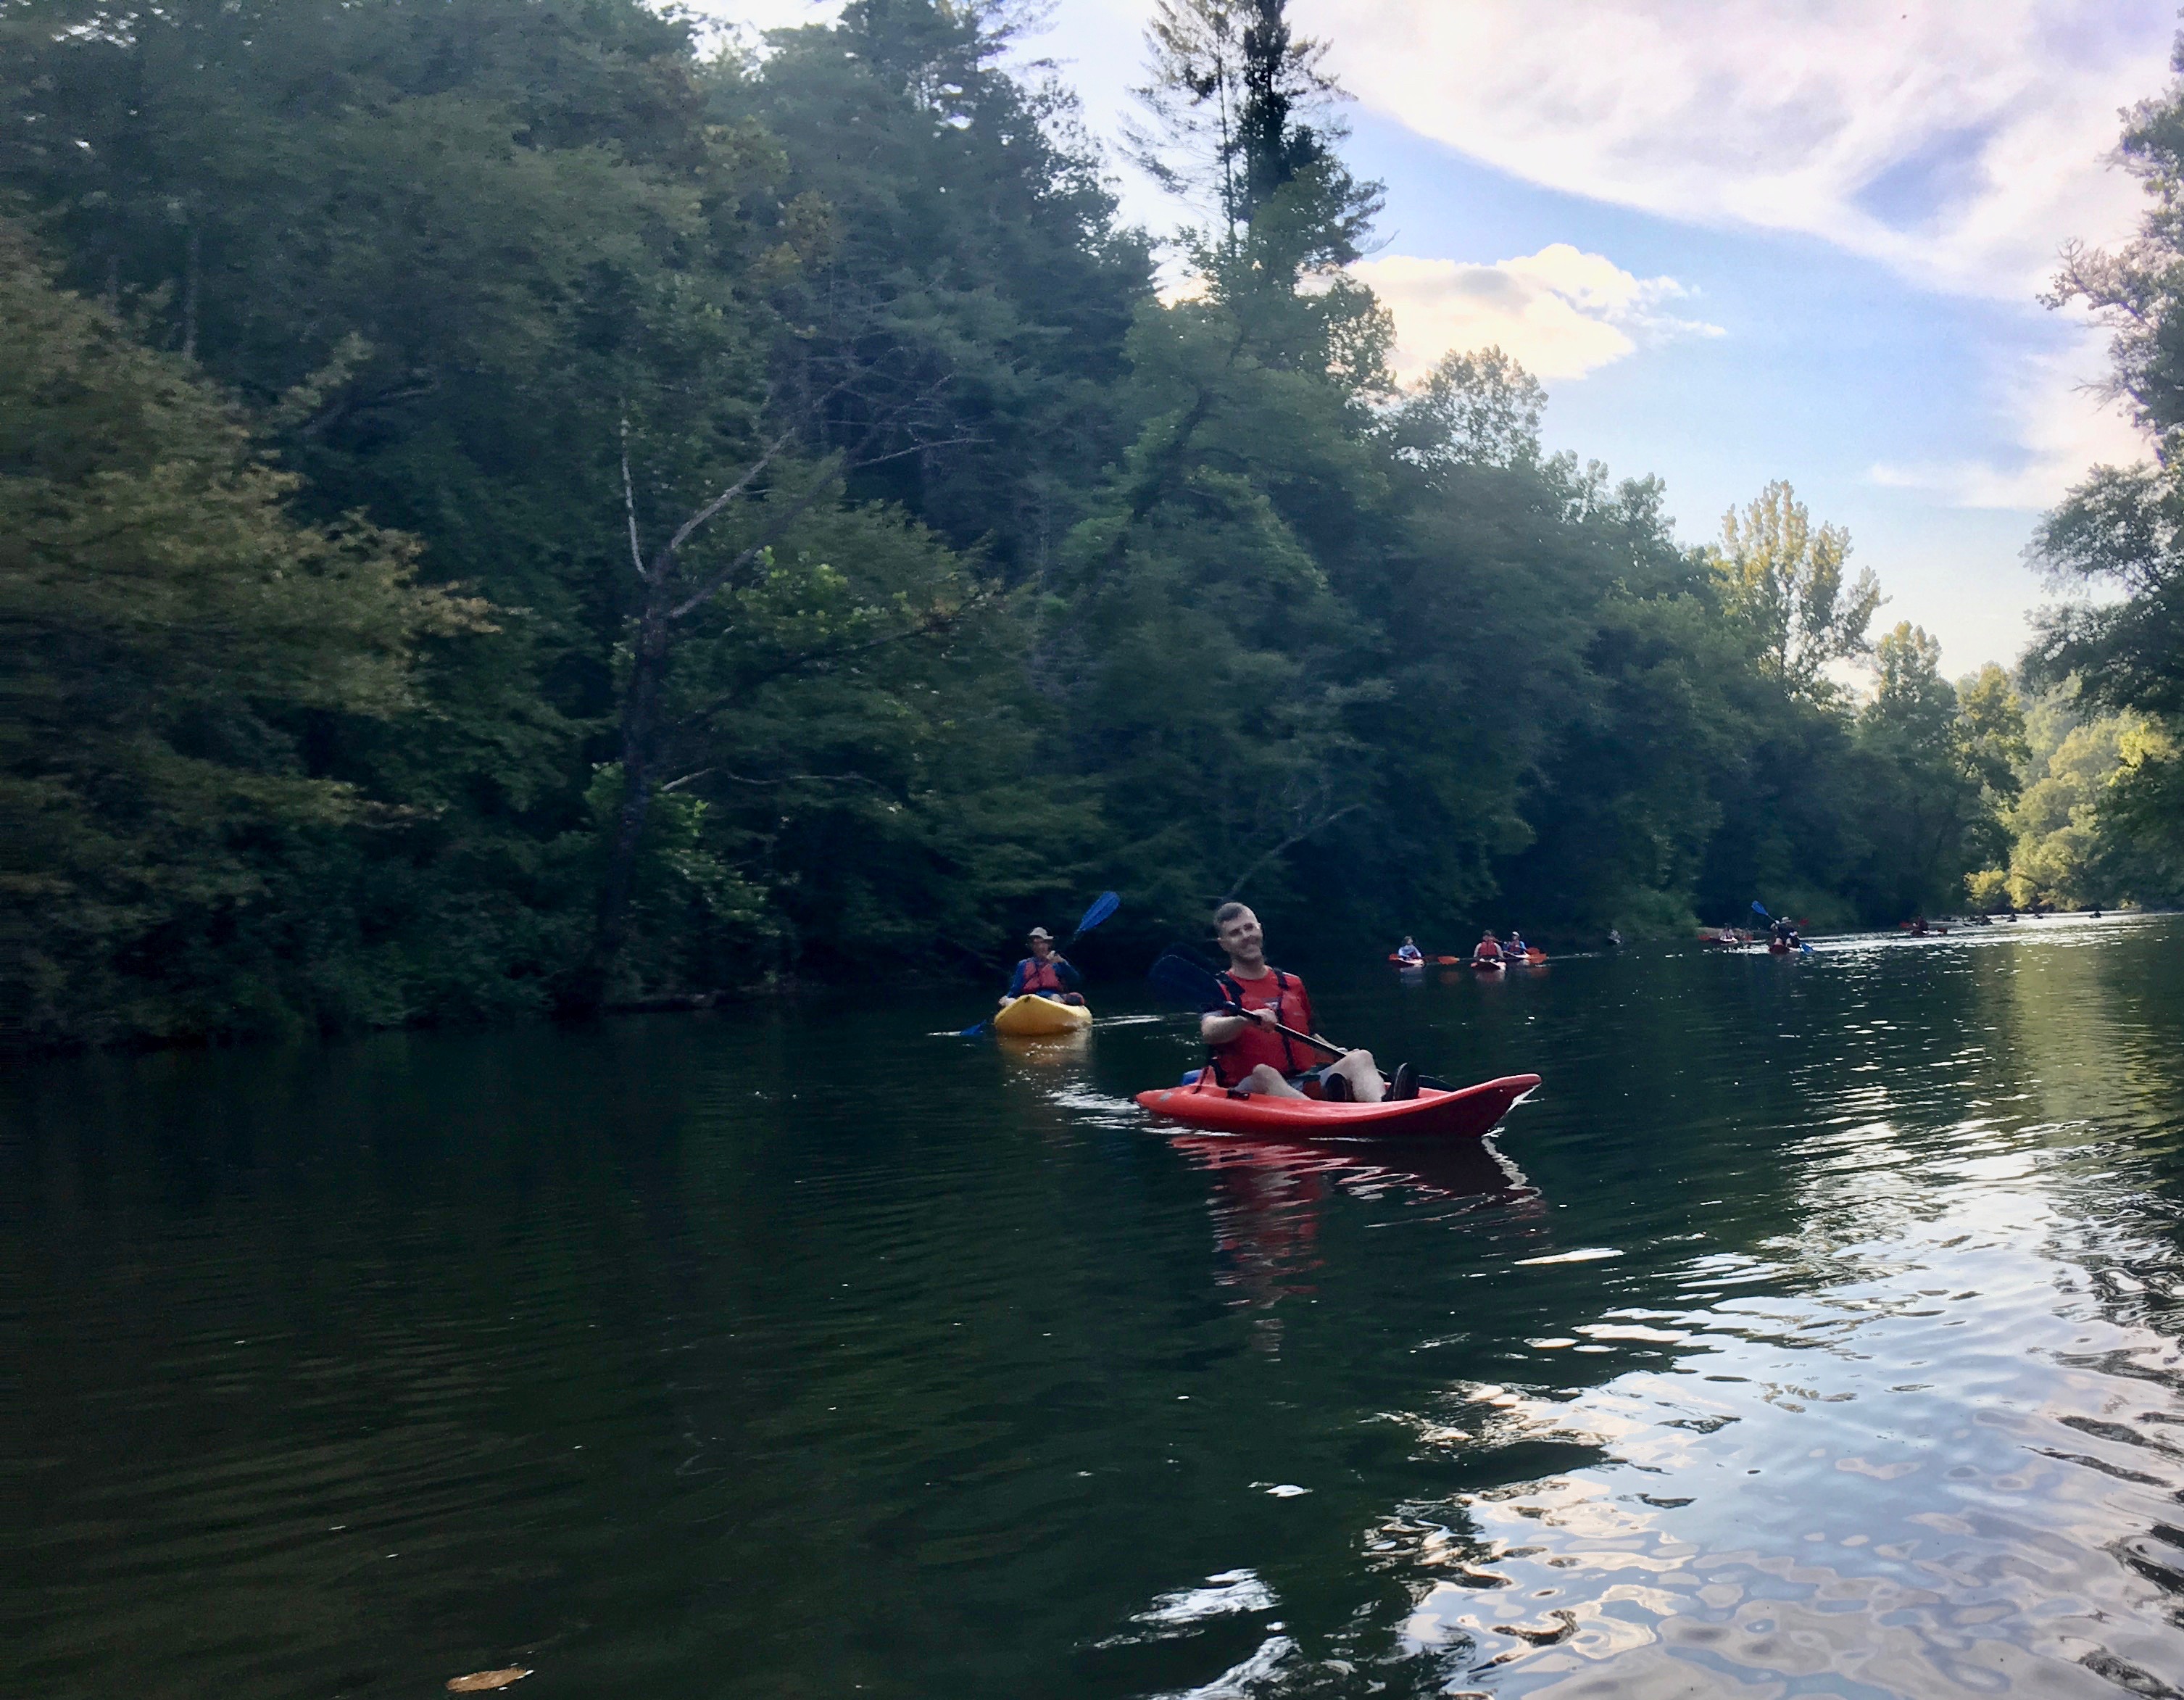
4,914 -> 2184,1699
1384,1208 -> 2184,1699
1109,915 -> 2184,1698
1168,1135 -> 1540,1321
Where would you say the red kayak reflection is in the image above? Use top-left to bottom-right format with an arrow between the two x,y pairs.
1166,1133 -> 1540,1325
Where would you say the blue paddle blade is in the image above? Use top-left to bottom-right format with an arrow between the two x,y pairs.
956,1018 -> 990,1037
1750,900 -> 1770,916
1076,890 -> 1121,936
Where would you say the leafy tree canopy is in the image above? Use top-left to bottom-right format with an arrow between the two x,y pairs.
4,0 -> 2130,1050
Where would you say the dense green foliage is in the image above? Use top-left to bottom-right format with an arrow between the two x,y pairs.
0,0 -> 2119,1050
1971,690 -> 2182,911
2027,36 -> 2184,907
0,222 -> 481,1042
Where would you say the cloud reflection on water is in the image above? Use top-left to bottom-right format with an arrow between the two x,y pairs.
1371,920 -> 2184,1696
1117,916 -> 2184,1696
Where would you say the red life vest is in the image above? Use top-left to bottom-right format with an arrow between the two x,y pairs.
1018,955 -> 1065,995
1208,967 -> 1317,1087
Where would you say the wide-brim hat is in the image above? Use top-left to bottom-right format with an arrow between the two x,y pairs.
1026,926 -> 1054,940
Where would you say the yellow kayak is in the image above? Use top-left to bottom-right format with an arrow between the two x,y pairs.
992,995 -> 1093,1037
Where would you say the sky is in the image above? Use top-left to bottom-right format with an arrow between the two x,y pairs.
701,0 -> 2179,676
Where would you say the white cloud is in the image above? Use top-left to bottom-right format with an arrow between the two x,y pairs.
713,0 -> 841,26
1868,344 -> 2148,510
1297,0 -> 2175,300
689,0 -> 842,50
1352,244 -> 1722,383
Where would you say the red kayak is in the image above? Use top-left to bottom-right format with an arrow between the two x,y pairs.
1135,1072 -> 1540,1139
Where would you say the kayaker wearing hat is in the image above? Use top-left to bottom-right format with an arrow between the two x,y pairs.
1200,903 -> 1413,1102
1000,926 -> 1085,1007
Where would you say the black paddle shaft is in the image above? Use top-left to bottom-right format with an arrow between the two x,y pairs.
1145,954 -> 1350,1058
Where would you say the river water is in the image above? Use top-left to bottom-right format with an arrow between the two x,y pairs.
7,915 -> 2184,1699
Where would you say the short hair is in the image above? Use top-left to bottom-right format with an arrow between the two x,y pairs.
1213,900 -> 1250,927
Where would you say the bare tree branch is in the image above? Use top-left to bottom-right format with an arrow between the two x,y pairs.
1221,800 -> 1364,900
676,591 -> 986,728
665,768 -> 887,792
620,416 -> 647,581
659,427 -> 801,574
660,434 -> 979,623
294,376 -> 441,441
665,476 -> 839,621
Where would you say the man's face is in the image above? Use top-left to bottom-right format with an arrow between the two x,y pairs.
1218,908 -> 1263,961
1029,937 -> 1052,958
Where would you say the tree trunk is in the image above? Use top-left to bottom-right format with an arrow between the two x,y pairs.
180,225 -> 200,360
570,600 -> 671,1014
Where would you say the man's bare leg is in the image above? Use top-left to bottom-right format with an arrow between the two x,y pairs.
1239,1064 -> 1306,1098
1327,1050 -> 1385,1102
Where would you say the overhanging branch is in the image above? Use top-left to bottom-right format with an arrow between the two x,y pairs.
1220,800 -> 1365,900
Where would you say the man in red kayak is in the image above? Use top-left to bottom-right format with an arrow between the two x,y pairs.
1000,926 -> 1084,1007
1472,929 -> 1504,966
1200,903 -> 1414,1101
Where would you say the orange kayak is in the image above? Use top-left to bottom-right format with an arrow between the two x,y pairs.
1134,1073 -> 1540,1139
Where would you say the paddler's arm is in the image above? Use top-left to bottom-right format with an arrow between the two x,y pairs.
1200,1006 -> 1273,1043
1053,957 -> 1083,990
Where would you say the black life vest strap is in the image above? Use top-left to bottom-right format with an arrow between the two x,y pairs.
1211,968 -> 1300,1078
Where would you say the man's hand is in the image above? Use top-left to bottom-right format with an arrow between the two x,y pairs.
1199,1004 -> 1266,1044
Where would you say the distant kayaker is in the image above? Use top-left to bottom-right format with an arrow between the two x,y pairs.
1504,929 -> 1529,960
1395,935 -> 1424,964
1607,928 -> 1624,948
1202,903 -> 1412,1102
1001,927 -> 1085,1008
1472,930 -> 1505,966
1770,916 -> 1799,949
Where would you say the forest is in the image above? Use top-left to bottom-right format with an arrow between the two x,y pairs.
3,0 -> 2181,1051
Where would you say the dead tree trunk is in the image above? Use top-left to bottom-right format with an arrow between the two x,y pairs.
565,352 -> 966,1015
574,599 -> 672,1013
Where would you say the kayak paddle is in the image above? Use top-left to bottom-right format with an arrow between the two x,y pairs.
1146,951 -> 1348,1058
957,890 -> 1123,1037
1066,890 -> 1121,948
1750,900 -> 1813,953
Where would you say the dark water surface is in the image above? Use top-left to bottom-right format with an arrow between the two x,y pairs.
9,917 -> 2184,1699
